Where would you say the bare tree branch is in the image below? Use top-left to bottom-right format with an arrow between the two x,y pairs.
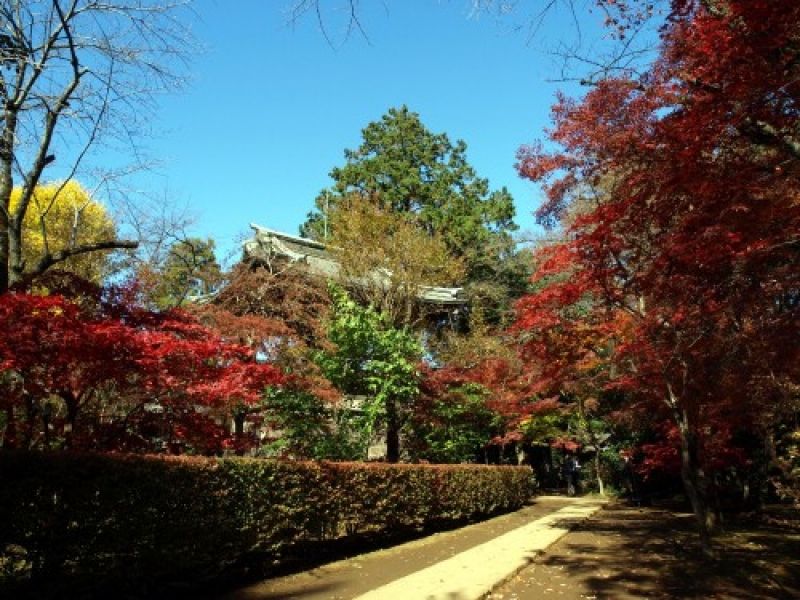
0,0 -> 194,291
31,236 -> 137,274
285,0 -> 373,47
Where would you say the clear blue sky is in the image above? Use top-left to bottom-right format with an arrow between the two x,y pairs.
144,1 -> 618,264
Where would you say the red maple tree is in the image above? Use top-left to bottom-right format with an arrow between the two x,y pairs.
515,0 -> 800,553
0,274 -> 285,453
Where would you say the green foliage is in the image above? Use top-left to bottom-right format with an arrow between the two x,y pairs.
519,411 -> 570,445
410,383 -> 503,464
463,245 -> 535,326
148,237 -> 222,309
770,421 -> 800,504
301,106 -> 518,288
260,386 -> 364,460
0,452 -> 534,595
316,285 -> 422,460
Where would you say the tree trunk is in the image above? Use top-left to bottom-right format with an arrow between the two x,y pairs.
0,206 -> 8,294
63,395 -> 79,450
708,473 -> 723,532
23,394 -> 36,448
594,448 -> 605,497
578,397 -> 605,496
7,217 -> 23,287
1,405 -> 16,449
385,398 -> 400,463
516,443 -> 526,466
675,411 -> 715,557
0,111 -> 16,295
386,427 -> 400,463
233,410 -> 246,456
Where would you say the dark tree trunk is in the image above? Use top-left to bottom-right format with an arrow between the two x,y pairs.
23,395 -> 34,448
675,410 -> 715,557
2,404 -> 16,449
0,210 -> 8,294
0,111 -> 16,295
63,395 -> 79,450
385,399 -> 400,463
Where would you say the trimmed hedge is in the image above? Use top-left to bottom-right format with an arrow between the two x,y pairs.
0,452 -> 534,591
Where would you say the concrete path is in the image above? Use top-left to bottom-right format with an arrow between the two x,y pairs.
227,496 -> 605,600
354,498 -> 604,600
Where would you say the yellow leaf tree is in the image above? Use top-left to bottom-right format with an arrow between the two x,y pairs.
328,194 -> 465,329
10,181 -> 118,283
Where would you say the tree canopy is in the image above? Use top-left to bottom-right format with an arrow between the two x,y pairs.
10,181 -> 117,283
145,237 -> 223,309
0,273 -> 284,453
513,0 -> 800,554
316,285 -> 422,462
327,194 -> 464,328
301,106 -> 518,288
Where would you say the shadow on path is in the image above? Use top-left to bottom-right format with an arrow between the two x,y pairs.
224,497 -> 577,600
494,503 -> 800,600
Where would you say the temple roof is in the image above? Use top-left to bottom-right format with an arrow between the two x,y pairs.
243,224 -> 465,306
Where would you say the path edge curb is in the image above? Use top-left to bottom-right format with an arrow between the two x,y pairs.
481,499 -> 608,599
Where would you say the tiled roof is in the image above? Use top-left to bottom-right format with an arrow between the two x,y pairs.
244,224 -> 466,306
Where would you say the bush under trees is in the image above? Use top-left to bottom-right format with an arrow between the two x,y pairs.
0,452 -> 534,594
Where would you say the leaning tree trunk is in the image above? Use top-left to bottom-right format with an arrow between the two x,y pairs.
0,108 -> 17,294
578,397 -> 605,496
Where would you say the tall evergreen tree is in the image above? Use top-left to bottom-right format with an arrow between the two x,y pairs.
301,106 -> 521,310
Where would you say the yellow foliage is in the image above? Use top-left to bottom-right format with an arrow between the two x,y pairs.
433,304 -> 518,370
10,181 -> 117,282
328,194 -> 465,327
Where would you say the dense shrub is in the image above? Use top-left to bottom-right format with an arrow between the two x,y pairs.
0,452 -> 533,592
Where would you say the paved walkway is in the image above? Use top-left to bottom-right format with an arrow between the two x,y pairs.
227,496 -> 605,600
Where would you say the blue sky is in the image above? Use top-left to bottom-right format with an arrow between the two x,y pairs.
142,1 -> 618,263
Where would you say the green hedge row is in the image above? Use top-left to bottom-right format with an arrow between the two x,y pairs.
0,452 -> 534,591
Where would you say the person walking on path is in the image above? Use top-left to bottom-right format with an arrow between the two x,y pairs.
564,454 -> 580,497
